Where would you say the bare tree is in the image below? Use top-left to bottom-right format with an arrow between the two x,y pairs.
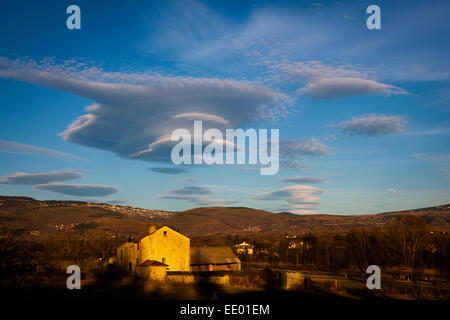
386,216 -> 430,299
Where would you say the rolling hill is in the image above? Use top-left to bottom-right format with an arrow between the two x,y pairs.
162,205 -> 450,236
0,195 -> 449,237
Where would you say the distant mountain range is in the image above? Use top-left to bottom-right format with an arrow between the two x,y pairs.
1,195 -> 449,237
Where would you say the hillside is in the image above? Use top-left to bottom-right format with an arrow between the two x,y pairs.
0,196 -> 162,236
163,205 -> 450,236
0,196 -> 449,237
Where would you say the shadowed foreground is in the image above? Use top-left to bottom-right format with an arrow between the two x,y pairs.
0,275 -> 391,301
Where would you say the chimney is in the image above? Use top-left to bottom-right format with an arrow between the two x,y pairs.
149,224 -> 157,234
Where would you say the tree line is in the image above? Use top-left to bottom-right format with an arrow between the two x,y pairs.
241,216 -> 449,281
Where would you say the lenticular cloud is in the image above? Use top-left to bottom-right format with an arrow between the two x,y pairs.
337,114 -> 407,136
33,183 -> 119,197
0,57 -> 289,163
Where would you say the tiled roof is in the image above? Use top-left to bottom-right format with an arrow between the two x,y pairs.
139,260 -> 168,267
190,247 -> 240,265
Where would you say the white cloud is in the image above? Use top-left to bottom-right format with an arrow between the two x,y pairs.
277,61 -> 371,83
269,60 -> 406,99
0,57 -> 289,163
147,1 -> 450,84
171,113 -> 230,126
0,170 -> 83,185
255,184 -> 323,207
298,77 -> 407,99
0,139 -> 83,160
336,114 -> 407,136
33,183 -> 119,197
255,184 -> 324,215
145,3 -> 409,100
242,50 -> 406,99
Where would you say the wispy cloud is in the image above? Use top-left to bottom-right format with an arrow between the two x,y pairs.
148,0 -> 450,84
0,139 -> 83,160
275,61 -> 372,83
0,170 -> 83,185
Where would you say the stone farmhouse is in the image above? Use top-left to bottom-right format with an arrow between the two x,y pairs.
115,224 -> 240,280
116,225 -> 190,276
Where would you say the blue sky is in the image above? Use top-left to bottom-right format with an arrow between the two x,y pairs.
0,0 -> 449,214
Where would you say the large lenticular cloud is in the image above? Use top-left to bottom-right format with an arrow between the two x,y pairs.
0,57 -> 289,163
